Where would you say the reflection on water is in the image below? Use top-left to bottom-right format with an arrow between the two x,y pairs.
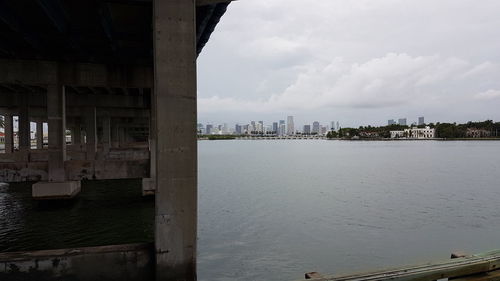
197,140 -> 500,281
0,179 -> 154,252
2,141 -> 500,281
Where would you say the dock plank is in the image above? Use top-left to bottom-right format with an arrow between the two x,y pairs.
304,250 -> 500,281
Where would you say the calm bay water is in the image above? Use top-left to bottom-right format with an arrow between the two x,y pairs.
1,140 -> 500,280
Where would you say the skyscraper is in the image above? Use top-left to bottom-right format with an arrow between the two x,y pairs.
388,119 -> 396,125
312,121 -> 320,134
418,117 -> 425,126
330,121 -> 335,130
303,125 -> 311,135
287,116 -> 294,135
336,121 -> 340,131
279,123 -> 286,136
206,124 -> 213,135
272,122 -> 278,133
235,124 -> 242,134
398,118 -> 407,126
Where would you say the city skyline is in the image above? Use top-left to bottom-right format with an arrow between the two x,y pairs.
199,115 -> 434,132
198,115 -> 441,135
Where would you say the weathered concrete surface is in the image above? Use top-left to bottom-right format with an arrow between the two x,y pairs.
142,178 -> 156,196
0,243 -> 154,281
32,181 -> 81,199
0,162 -> 48,182
47,83 -> 67,183
0,147 -> 150,182
154,0 -> 198,279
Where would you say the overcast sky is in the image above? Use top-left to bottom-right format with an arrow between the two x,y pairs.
197,0 -> 500,128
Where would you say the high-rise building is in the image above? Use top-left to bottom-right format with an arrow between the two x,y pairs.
336,121 -> 340,131
398,118 -> 407,126
235,124 -> 242,134
312,121 -> 320,134
320,126 -> 327,135
272,122 -> 278,133
206,124 -> 213,135
303,125 -> 311,135
388,119 -> 396,125
287,116 -> 294,135
256,122 -> 263,133
330,121 -> 335,130
279,123 -> 286,136
197,123 -> 204,134
265,125 -> 273,134
418,117 -> 425,126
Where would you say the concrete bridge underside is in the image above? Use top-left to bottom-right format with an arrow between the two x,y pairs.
0,0 -> 232,280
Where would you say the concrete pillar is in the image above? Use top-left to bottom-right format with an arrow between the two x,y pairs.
73,125 -> 82,145
85,107 -> 97,160
47,84 -> 66,182
32,78 -> 80,200
36,121 -> 43,149
4,114 -> 14,153
154,0 -> 197,279
19,95 -> 31,151
142,93 -> 157,196
111,122 -> 120,148
118,127 -> 126,147
149,102 -> 156,181
102,115 -> 111,155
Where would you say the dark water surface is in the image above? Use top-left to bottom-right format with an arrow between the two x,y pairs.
0,179 -> 154,252
1,140 -> 500,281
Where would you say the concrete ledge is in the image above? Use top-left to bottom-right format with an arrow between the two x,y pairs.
32,181 -> 81,199
142,178 -> 156,196
0,243 -> 154,281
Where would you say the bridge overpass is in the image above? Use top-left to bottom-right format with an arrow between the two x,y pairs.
0,0 -> 232,279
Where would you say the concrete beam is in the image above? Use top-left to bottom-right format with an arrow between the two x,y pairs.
154,0 -> 197,279
0,59 -> 153,88
0,90 -> 147,109
197,0 -> 234,6
0,243 -> 154,281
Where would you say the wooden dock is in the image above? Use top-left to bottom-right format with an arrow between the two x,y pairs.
304,250 -> 500,281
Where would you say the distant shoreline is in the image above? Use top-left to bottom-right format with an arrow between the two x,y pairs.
198,137 -> 500,141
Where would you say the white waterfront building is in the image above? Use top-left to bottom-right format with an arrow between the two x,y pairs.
391,126 -> 436,139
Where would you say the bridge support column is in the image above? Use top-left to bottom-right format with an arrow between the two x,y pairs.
85,107 -> 97,160
36,121 -> 44,149
19,94 -> 31,154
154,0 -> 197,279
142,90 -> 157,196
73,124 -> 83,147
111,123 -> 120,148
102,116 -> 111,157
4,114 -> 14,154
118,127 -> 126,147
33,82 -> 80,199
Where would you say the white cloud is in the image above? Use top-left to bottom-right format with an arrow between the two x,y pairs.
198,0 -> 500,124
199,53 -> 497,113
474,89 -> 500,100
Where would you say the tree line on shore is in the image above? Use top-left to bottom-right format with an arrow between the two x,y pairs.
326,120 -> 500,139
